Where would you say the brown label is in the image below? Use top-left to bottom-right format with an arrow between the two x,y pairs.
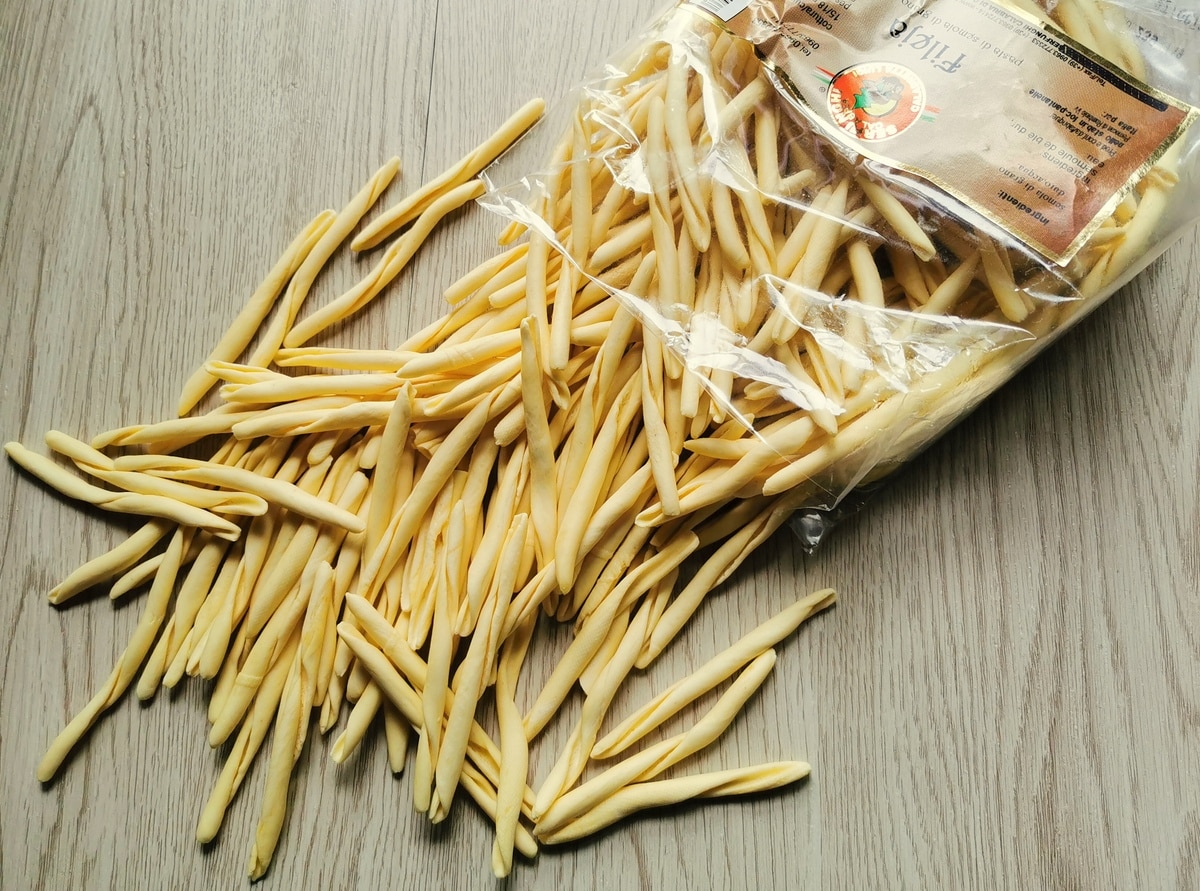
686,0 -> 1198,263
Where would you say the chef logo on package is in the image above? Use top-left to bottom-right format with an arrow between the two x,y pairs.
825,61 -> 926,141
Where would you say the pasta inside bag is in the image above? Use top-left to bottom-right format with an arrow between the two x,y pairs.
483,0 -> 1200,546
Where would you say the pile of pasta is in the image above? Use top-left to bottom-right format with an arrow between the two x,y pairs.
6,0 -> 1182,881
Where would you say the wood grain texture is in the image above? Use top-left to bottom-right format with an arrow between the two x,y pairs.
1,1 -> 1197,889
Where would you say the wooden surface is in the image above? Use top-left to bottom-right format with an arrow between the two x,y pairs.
2,2 -> 1198,888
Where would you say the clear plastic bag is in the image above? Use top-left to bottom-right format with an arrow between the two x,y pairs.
483,0 -> 1199,547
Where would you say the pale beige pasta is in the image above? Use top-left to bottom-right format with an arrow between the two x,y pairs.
9,1 -> 1181,881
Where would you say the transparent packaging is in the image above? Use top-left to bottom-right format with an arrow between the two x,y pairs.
483,0 -> 1200,546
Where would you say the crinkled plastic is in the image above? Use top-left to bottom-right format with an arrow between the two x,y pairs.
482,0 -> 1200,548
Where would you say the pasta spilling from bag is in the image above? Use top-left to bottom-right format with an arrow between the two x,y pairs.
7,0 -> 1197,881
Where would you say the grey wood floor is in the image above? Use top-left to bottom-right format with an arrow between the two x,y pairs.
2,1 -> 1197,888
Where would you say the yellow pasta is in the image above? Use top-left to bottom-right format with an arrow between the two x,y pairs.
9,2 -> 1188,882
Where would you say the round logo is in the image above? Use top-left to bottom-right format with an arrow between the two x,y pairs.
826,62 -> 926,142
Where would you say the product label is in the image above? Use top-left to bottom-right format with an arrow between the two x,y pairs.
685,0 -> 1198,263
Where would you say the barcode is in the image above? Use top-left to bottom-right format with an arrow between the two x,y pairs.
688,0 -> 752,22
